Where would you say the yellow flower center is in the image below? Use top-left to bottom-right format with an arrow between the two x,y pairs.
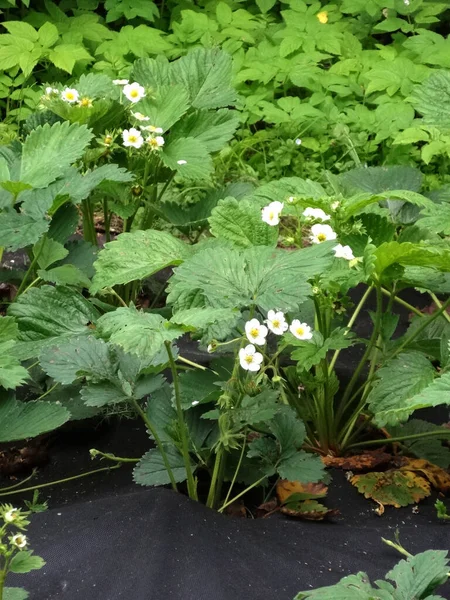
250,328 -> 259,338
128,135 -> 138,143
317,11 -> 328,23
296,327 -> 305,336
245,355 -> 254,364
269,211 -> 274,220
317,233 -> 327,242
79,97 -> 91,107
148,138 -> 159,147
130,89 -> 139,97
66,92 -> 74,100
272,319 -> 280,328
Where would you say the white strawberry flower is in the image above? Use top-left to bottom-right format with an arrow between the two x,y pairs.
61,88 -> 79,103
177,159 -> 187,165
11,534 -> 27,549
310,223 -> 337,244
147,135 -> 165,150
265,310 -> 288,335
262,201 -> 284,226
122,127 -> 144,149
295,138 -> 302,145
333,244 -> 355,260
245,318 -> 268,346
45,86 -> 59,96
123,82 -> 145,103
239,344 -> 264,372
113,79 -> 129,85
302,207 -> 330,221
142,125 -> 164,134
331,200 -> 340,210
4,508 -> 19,523
290,320 -> 313,340
132,111 -> 150,121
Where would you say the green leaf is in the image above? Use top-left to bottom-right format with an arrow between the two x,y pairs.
343,190 -> 432,219
38,21 -> 59,48
133,445 -> 191,486
177,369 -> 221,410
388,420 -> 450,468
48,44 -> 92,73
417,203 -> 450,236
385,550 -> 449,599
374,242 -> 450,277
368,352 -> 437,426
90,230 -> 192,293
81,382 -> 128,407
336,166 -> 422,195
8,286 -> 99,360
209,197 -> 278,247
0,211 -> 49,252
411,70 -> 450,129
161,136 -> 213,180
0,317 -> 19,343
4,589 -> 29,600
38,265 -> 91,288
20,122 -> 93,188
277,450 -> 326,483
169,109 -> 239,153
39,336 -> 113,384
9,551 -> 45,574
171,48 -> 237,110
170,307 -> 239,331
167,242 -> 333,313
0,341 -> 29,390
234,390 -> 280,427
96,306 -> 183,360
137,84 -> 190,131
290,329 -> 354,372
33,236 -> 68,270
252,177 -> 326,204
2,21 -> 38,41
0,394 -> 70,442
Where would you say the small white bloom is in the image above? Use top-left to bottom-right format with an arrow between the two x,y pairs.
265,310 -> 288,336
147,135 -> 165,150
331,200 -> 340,210
333,244 -> 355,261
142,125 -> 164,134
288,196 -> 295,203
295,138 -> 302,145
310,223 -> 337,244
45,86 -> 58,96
11,534 -> 27,549
207,344 -> 213,353
404,0 -> 410,5
122,127 -> 144,149
78,97 -> 93,108
262,201 -> 284,226
4,508 -> 19,523
113,79 -> 129,85
302,207 -> 330,221
290,320 -> 313,340
61,88 -> 79,103
245,318 -> 268,346
123,82 -> 145,103
239,344 -> 263,372
132,111 -> 150,121
177,159 -> 187,165
191,400 -> 200,406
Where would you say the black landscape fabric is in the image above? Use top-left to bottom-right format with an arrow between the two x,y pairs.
10,477 -> 450,600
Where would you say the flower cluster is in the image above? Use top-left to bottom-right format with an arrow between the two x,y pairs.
44,86 -> 94,109
239,311 -> 313,372
1,505 -> 29,548
122,125 -> 165,150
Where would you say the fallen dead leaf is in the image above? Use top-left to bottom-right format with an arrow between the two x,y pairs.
351,470 -> 431,509
399,458 -> 450,494
280,499 -> 340,521
224,499 -> 246,518
322,448 -> 392,471
276,479 -> 328,505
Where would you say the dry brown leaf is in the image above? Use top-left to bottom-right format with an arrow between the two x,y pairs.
276,479 -> 328,504
399,458 -> 450,494
224,500 -> 246,518
321,448 -> 392,471
280,499 -> 340,521
351,470 -> 431,509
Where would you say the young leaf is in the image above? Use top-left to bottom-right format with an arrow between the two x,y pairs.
8,286 -> 99,360
4,589 -> 29,600
0,394 -> 70,442
37,265 -> 91,288
169,109 -> 239,153
137,84 -> 190,131
9,551 -> 45,574
20,121 -> 93,188
96,306 -> 183,360
0,341 -> 29,390
209,197 -> 278,247
33,237 -> 68,270
90,230 -> 192,293
133,445 -> 192,486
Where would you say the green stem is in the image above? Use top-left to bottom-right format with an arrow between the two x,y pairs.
0,464 -> 122,497
15,246 -> 43,297
90,449 -> 139,463
429,292 -> 450,324
177,356 -> 210,372
380,288 -> 424,317
36,382 -> 59,401
220,431 -> 247,511
382,538 -> 412,559
0,568 -> 5,600
0,470 -> 37,492
328,285 -> 373,374
347,429 -> 450,450
165,342 -> 198,501
206,447 -> 223,509
219,474 -> 268,513
130,397 -> 178,492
